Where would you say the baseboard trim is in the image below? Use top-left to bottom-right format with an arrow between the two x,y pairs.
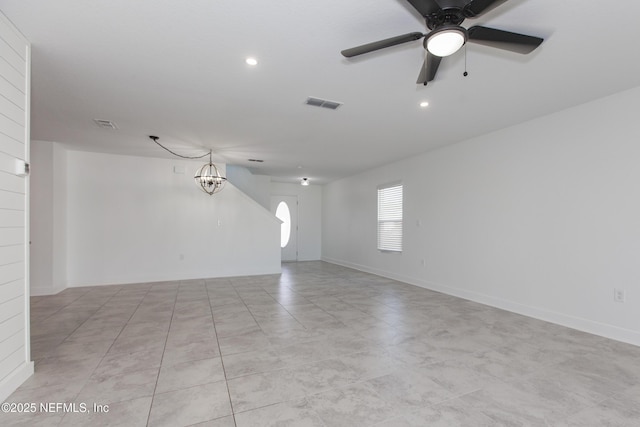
0,361 -> 34,402
66,267 -> 283,288
321,256 -> 640,347
30,285 -> 66,296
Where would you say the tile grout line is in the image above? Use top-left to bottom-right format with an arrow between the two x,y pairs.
239,284 -> 309,339
31,287 -> 93,325
144,282 -> 180,427
53,284 -> 155,426
205,279 -> 238,427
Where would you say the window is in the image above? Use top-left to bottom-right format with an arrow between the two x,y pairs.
275,201 -> 291,248
377,183 -> 403,252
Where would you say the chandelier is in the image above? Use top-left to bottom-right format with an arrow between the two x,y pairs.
194,152 -> 226,195
149,136 -> 226,196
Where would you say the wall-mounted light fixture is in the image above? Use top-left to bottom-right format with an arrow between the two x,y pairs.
301,178 -> 309,186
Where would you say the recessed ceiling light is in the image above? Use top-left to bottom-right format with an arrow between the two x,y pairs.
245,57 -> 258,66
419,101 -> 429,108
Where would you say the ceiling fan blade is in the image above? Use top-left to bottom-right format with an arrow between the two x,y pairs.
416,52 -> 442,85
341,32 -> 424,58
406,0 -> 442,17
467,26 -> 543,54
463,0 -> 509,18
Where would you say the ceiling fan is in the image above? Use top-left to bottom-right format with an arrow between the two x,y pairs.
341,0 -> 543,86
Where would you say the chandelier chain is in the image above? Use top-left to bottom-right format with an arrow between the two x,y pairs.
149,136 -> 210,160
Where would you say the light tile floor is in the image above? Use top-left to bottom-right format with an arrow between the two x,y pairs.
2,261 -> 640,426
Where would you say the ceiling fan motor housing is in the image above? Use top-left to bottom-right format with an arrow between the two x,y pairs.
425,7 -> 465,30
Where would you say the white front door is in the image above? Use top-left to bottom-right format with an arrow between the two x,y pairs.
271,195 -> 298,261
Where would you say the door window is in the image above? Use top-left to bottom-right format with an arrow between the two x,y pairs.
275,201 -> 291,248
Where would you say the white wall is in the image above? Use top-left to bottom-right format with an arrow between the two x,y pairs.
52,144 -> 67,291
30,141 -> 66,295
271,182 -> 322,261
323,85 -> 640,346
226,165 -> 271,210
0,11 -> 33,402
64,150 -> 280,286
216,167 -> 323,261
29,141 -> 52,294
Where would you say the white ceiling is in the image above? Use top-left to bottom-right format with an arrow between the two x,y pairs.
2,0 -> 640,184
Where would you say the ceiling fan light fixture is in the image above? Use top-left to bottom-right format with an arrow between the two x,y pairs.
426,26 -> 467,57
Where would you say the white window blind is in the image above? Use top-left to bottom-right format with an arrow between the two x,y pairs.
377,183 -> 403,252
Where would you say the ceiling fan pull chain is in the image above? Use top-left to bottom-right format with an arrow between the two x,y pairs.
463,45 -> 469,77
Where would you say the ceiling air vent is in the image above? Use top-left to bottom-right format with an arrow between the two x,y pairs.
93,119 -> 118,130
305,97 -> 343,110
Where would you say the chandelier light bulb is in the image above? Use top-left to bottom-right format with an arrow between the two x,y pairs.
194,153 -> 227,195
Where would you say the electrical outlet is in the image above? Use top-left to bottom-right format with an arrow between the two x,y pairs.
614,288 -> 625,303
